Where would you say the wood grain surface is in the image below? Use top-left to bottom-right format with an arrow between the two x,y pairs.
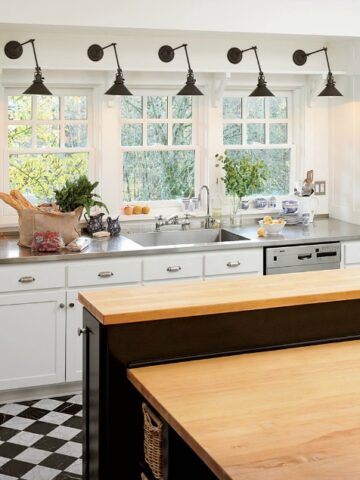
128,340 -> 360,480
78,267 -> 360,324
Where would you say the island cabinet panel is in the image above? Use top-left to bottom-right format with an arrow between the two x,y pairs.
342,240 -> 360,267
0,291 -> 66,390
143,253 -> 203,282
204,247 -> 263,277
65,290 -> 83,382
0,263 -> 65,293
67,258 -> 142,287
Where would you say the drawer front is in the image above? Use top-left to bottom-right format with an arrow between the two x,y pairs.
0,263 -> 65,292
205,248 -> 263,276
343,241 -> 360,265
67,258 -> 142,287
143,254 -> 203,281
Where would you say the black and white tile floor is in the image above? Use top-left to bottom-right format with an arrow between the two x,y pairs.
0,394 -> 83,480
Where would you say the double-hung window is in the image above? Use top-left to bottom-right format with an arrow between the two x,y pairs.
222,93 -> 294,195
120,94 -> 199,203
5,89 -> 92,206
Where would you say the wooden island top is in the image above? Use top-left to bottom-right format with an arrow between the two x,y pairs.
79,267 -> 360,325
128,340 -> 360,480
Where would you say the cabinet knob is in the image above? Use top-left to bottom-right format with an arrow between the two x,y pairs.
19,276 -> 35,283
59,303 -> 65,309
69,303 -> 75,308
78,327 -> 88,336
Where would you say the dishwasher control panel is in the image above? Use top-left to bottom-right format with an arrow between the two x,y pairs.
265,242 -> 341,275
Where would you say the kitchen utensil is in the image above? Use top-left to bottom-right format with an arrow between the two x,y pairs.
297,195 -> 319,222
107,216 -> 121,236
254,197 -> 267,209
84,212 -> 105,235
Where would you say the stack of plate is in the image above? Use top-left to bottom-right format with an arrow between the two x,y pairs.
281,213 -> 302,225
280,200 -> 302,225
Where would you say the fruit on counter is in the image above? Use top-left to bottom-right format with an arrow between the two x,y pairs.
123,205 -> 134,215
257,227 -> 266,237
142,205 -> 150,214
261,215 -> 285,225
133,205 -> 143,214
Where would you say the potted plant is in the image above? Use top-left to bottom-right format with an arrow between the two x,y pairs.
215,152 -> 268,225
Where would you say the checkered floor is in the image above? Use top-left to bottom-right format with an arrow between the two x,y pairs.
0,394 -> 82,480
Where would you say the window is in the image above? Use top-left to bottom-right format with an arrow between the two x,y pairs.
6,91 -> 92,204
222,94 -> 293,195
120,95 -> 198,202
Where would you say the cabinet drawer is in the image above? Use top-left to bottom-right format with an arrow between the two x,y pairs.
205,248 -> 263,277
0,263 -> 65,292
343,241 -> 360,265
67,258 -> 142,287
143,254 -> 203,281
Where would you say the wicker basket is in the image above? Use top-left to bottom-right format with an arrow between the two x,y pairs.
141,474 -> 150,480
142,402 -> 164,480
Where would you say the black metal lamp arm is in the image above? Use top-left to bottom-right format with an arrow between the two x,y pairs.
241,46 -> 264,75
306,47 -> 332,74
100,42 -> 123,73
170,43 -> 193,72
17,39 -> 41,71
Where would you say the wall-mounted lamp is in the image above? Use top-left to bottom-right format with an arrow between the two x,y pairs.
158,44 -> 203,96
227,46 -> 274,97
87,43 -> 132,95
292,47 -> 342,97
4,39 -> 52,95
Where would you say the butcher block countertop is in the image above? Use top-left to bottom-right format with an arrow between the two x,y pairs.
78,267 -> 360,325
128,340 -> 360,480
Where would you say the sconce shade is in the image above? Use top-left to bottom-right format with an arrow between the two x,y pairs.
23,74 -> 52,95
105,73 -> 132,96
318,73 -> 343,97
249,74 -> 274,97
177,70 -> 203,96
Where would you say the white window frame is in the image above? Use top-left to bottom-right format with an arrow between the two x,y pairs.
119,89 -> 202,207
2,87 -> 95,223
222,89 -> 296,198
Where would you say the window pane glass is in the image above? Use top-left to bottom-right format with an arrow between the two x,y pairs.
36,96 -> 60,120
65,124 -> 88,147
173,123 -> 192,145
247,124 -> 265,144
8,125 -> 32,148
226,149 -> 291,195
269,123 -> 288,144
147,123 -> 168,145
8,95 -> 32,120
9,153 -> 89,203
123,150 -> 195,201
121,124 -> 143,146
64,96 -> 87,120
147,96 -> 167,119
223,124 -> 242,145
246,98 -> 265,119
223,97 -> 242,119
120,97 -> 143,119
172,96 -> 192,119
36,125 -> 60,148
269,97 -> 287,119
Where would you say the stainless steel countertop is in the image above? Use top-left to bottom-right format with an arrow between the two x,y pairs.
0,218 -> 360,264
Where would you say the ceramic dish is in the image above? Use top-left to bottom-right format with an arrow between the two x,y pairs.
259,220 -> 286,235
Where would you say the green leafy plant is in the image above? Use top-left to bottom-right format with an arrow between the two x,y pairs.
54,175 -> 109,216
215,152 -> 269,221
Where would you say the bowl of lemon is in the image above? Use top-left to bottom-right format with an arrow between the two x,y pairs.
258,216 -> 286,236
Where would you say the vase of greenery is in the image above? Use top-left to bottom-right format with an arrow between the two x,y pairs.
215,152 -> 268,226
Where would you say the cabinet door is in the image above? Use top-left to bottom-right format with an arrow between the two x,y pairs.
66,290 -> 83,382
204,248 -> 263,277
0,291 -> 66,390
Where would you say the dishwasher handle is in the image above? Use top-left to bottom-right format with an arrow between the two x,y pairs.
298,254 -> 312,260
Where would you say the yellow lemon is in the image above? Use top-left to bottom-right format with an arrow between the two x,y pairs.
257,227 -> 266,237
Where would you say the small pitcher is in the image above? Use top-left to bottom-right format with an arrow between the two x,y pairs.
84,212 -> 105,235
107,216 -> 121,236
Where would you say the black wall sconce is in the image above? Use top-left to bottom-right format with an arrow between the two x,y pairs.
4,39 -> 52,95
158,44 -> 203,96
87,43 -> 132,95
292,47 -> 342,97
227,46 -> 274,97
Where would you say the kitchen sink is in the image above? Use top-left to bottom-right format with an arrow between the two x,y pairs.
122,229 -> 249,247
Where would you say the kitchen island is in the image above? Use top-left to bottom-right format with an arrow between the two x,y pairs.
79,268 -> 360,479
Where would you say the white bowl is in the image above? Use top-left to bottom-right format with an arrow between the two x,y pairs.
258,220 -> 286,235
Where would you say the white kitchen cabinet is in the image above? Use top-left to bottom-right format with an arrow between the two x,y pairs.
342,241 -> 360,268
204,248 -> 263,278
0,290 -> 66,390
65,290 -> 83,382
0,263 -> 65,293
143,253 -> 203,282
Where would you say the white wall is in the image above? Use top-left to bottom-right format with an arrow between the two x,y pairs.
2,0 -> 360,38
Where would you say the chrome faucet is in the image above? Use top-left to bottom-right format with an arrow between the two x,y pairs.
198,184 -> 212,229
155,214 -> 179,232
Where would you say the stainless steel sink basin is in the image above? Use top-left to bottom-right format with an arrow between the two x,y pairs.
123,229 -> 249,247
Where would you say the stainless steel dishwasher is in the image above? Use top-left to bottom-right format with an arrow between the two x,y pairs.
265,242 -> 341,275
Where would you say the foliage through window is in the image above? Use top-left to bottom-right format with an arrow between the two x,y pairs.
121,95 -> 196,202
7,92 -> 90,204
222,95 -> 292,195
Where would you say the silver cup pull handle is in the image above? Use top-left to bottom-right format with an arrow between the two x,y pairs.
78,327 -> 88,336
226,261 -> 240,268
167,265 -> 182,272
19,276 -> 35,283
98,271 -> 114,278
